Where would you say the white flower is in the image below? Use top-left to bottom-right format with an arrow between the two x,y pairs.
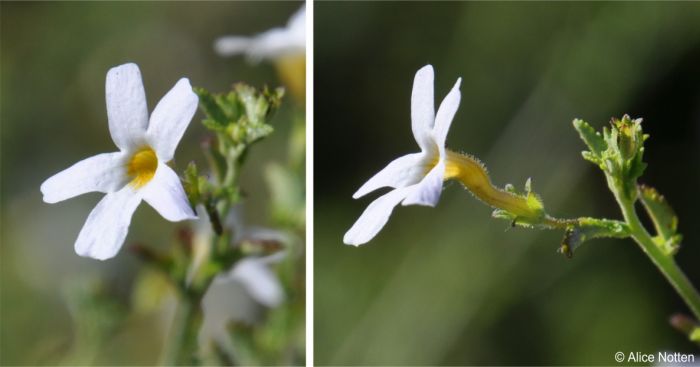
214,5 -> 305,61
344,65 -> 462,246
198,253 -> 285,351
196,206 -> 286,348
40,63 -> 198,260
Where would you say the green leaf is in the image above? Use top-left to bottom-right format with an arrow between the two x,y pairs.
627,146 -> 647,182
638,184 -> 682,255
201,118 -> 226,132
194,87 -> 229,125
573,118 -> 607,157
581,151 -> 601,166
559,218 -> 630,258
234,84 -> 283,126
183,162 -> 201,205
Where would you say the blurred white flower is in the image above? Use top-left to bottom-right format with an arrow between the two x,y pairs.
40,63 -> 198,260
214,5 -> 305,61
195,206 -> 286,347
344,65 -> 462,246
198,253 -> 285,353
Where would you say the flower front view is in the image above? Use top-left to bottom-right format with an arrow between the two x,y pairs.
344,65 -> 461,246
40,63 -> 198,260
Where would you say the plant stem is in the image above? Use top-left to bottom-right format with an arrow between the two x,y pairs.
162,290 -> 203,366
617,197 -> 700,320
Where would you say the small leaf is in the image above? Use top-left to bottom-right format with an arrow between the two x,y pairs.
627,147 -> 647,182
559,218 -> 630,257
573,119 -> 607,157
581,151 -> 601,165
639,184 -> 681,255
201,118 -> 227,132
183,162 -> 201,205
194,87 -> 228,124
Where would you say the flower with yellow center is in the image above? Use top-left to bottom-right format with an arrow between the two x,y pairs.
344,65 -> 550,246
344,65 -> 461,246
40,63 -> 198,260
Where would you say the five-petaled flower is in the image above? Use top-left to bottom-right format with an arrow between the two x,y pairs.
344,65 -> 462,246
40,63 -> 199,260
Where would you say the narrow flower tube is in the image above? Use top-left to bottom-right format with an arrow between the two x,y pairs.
345,65 -> 545,246
443,151 -> 541,220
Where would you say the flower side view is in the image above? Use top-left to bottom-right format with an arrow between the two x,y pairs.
40,63 -> 198,260
344,65 -> 461,246
345,65 -> 556,246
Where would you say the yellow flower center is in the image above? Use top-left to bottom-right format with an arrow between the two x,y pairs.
127,147 -> 157,188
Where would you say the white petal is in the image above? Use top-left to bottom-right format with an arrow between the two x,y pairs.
287,5 -> 306,38
344,186 -> 414,246
215,6 -> 305,61
142,162 -> 196,222
214,37 -> 253,57
40,152 -> 128,204
146,78 -> 198,162
402,160 -> 446,207
74,185 -> 142,260
353,152 -> 427,199
230,257 -> 284,307
244,28 -> 304,61
105,63 -> 149,151
433,77 -> 461,156
411,64 -> 435,152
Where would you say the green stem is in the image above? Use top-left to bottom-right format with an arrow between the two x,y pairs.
617,196 -> 700,320
162,291 -> 203,366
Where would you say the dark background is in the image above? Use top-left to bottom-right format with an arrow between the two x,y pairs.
314,2 -> 700,365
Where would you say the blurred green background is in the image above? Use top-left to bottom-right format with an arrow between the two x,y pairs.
1,2 -> 302,365
315,2 -> 700,365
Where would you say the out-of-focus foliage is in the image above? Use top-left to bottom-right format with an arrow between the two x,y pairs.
0,2 -> 304,365
315,2 -> 700,365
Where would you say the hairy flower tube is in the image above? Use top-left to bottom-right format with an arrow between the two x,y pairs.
345,65 -> 549,246
40,63 -> 198,260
